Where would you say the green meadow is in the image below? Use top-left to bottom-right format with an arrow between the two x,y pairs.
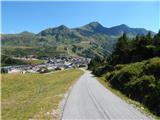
1,69 -> 83,120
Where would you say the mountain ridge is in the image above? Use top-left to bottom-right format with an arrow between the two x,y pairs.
2,22 -> 154,36
37,22 -> 153,37
2,21 -> 154,58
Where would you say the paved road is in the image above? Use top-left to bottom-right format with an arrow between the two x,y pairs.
62,70 -> 150,119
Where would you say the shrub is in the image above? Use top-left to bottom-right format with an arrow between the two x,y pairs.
93,65 -> 113,76
144,57 -> 160,78
1,68 -> 8,73
109,63 -> 143,91
114,64 -> 125,70
106,57 -> 160,116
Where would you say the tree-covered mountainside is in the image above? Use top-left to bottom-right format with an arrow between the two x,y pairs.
88,31 -> 160,116
1,22 -> 152,58
110,32 -> 160,65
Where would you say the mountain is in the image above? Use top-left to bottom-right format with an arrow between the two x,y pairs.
1,22 -> 153,58
37,25 -> 71,36
37,22 -> 151,37
106,24 -> 150,37
74,22 -> 151,37
74,22 -> 107,36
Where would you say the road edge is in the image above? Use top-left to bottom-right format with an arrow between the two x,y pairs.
58,86 -> 73,120
58,68 -> 85,120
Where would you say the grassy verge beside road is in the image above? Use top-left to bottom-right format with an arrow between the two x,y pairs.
1,69 -> 83,120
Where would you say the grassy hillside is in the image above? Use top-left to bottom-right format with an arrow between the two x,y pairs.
1,69 -> 84,120
2,22 -> 150,58
1,27 -> 112,58
105,57 -> 160,116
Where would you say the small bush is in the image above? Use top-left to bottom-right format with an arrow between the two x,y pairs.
114,64 -> 125,70
93,65 -> 113,76
144,57 -> 160,78
1,68 -> 8,73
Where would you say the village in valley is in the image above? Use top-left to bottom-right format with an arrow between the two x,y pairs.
1,56 -> 91,74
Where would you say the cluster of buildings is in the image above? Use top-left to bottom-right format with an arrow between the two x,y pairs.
1,56 -> 91,74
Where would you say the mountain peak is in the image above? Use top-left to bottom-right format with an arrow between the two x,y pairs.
110,24 -> 129,29
19,31 -> 34,35
81,21 -> 104,31
56,25 -> 69,30
37,25 -> 70,36
118,24 -> 129,28
87,21 -> 103,28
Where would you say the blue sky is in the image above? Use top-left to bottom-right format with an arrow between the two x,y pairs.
1,1 -> 160,33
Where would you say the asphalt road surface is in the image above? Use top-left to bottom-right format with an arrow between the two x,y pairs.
62,70 -> 150,120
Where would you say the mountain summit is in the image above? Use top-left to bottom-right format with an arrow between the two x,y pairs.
37,25 -> 70,36
106,24 -> 149,36
74,22 -> 107,36
83,22 -> 104,29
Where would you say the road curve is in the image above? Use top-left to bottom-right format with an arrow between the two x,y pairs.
62,69 -> 150,120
